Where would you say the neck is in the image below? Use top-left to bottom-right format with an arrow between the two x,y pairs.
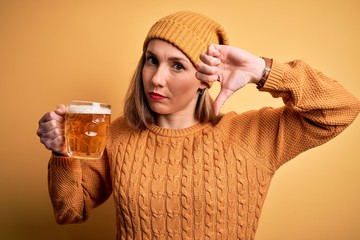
156,113 -> 199,129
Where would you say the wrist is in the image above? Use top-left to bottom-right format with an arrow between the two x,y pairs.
52,151 -> 67,157
256,57 -> 273,89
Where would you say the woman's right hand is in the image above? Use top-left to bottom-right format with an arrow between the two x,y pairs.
36,104 -> 67,156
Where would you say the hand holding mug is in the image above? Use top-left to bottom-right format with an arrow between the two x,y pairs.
37,101 -> 111,160
37,104 -> 67,155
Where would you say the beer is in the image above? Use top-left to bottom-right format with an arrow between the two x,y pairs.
65,101 -> 111,160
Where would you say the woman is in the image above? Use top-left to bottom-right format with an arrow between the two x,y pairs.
37,11 -> 360,239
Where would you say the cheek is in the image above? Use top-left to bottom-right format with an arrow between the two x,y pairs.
181,76 -> 201,90
170,78 -> 200,97
141,68 -> 151,88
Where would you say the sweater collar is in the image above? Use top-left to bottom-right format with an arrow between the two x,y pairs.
148,122 -> 209,137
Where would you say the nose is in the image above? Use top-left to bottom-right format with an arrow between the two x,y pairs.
151,67 -> 166,87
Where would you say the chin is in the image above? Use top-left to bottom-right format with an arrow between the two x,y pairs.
149,105 -> 170,115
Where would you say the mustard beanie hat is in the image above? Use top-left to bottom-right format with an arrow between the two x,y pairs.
143,11 -> 229,67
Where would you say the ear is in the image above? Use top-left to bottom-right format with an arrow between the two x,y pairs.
198,82 -> 209,95
198,81 -> 209,91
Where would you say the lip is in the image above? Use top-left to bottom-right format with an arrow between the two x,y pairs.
148,92 -> 166,100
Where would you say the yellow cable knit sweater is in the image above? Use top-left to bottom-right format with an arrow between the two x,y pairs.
48,60 -> 360,240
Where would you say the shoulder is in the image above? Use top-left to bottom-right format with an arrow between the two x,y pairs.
110,115 -> 129,130
215,110 -> 259,128
214,108 -> 280,138
108,115 -> 139,139
213,111 -> 249,137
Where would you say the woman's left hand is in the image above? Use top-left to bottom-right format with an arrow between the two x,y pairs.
196,44 -> 265,116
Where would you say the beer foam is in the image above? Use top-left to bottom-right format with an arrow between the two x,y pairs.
68,104 -> 111,114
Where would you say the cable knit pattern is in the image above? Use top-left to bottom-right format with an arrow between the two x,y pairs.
47,60 -> 360,239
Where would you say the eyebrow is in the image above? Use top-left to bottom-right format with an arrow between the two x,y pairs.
145,50 -> 190,64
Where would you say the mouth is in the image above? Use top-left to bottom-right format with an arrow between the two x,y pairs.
148,92 -> 166,100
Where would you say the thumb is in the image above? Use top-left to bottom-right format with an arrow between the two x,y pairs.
55,104 -> 67,116
213,89 -> 234,116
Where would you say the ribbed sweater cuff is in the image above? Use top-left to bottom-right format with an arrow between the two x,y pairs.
50,153 -> 80,168
259,60 -> 284,91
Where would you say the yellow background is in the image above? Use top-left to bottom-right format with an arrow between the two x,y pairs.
1,0 -> 359,239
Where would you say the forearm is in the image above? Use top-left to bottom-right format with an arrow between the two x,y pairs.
47,154 -> 112,224
250,60 -> 360,169
261,60 -> 360,127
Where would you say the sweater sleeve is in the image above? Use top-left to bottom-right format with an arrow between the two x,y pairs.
228,60 -> 360,170
47,151 -> 112,224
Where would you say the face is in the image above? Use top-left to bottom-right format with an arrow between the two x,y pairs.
142,39 -> 205,118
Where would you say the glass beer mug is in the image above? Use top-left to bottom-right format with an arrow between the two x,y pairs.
65,100 -> 111,160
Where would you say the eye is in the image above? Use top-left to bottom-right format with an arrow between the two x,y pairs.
146,56 -> 158,65
173,62 -> 185,71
